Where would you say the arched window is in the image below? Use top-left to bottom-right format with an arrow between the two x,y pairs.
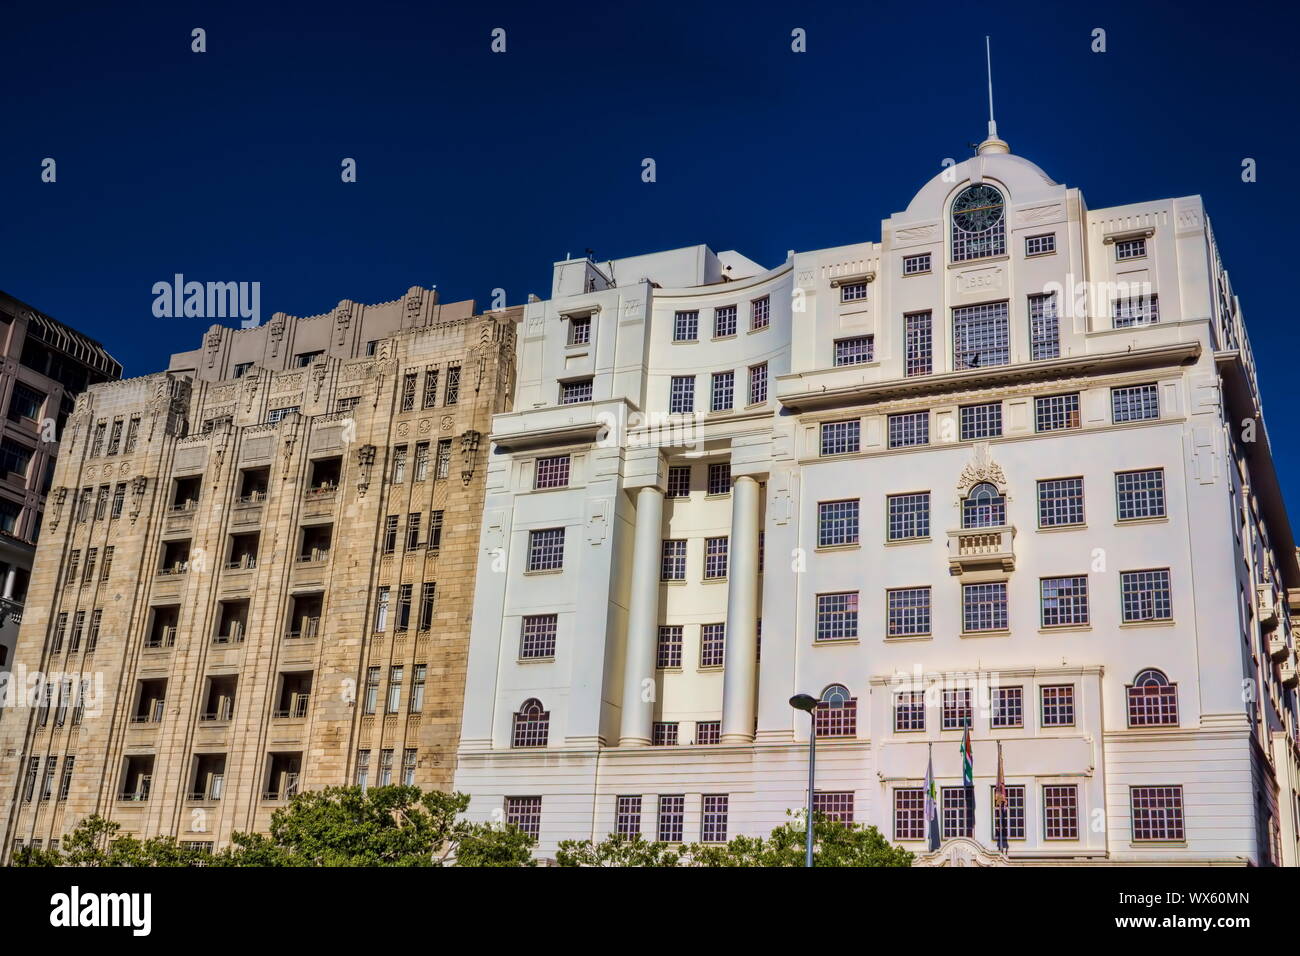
512,698 -> 550,748
951,184 -> 1006,262
1126,669 -> 1178,727
962,482 -> 1006,529
814,684 -> 857,738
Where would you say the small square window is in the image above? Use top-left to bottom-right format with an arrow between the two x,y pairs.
673,310 -> 699,342
1025,234 -> 1056,256
840,281 -> 869,303
903,253 -> 931,275
713,305 -> 737,338
560,379 -> 593,405
820,420 -> 860,456
834,335 -> 874,366
888,411 -> 929,448
1112,384 -> 1159,423
1115,237 -> 1146,260
1040,685 -> 1075,727
959,403 -> 1001,441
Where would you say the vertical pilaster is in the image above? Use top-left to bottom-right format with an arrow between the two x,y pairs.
619,485 -> 664,746
721,475 -> 760,743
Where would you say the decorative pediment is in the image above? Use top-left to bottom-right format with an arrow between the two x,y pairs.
914,837 -> 1010,867
957,442 -> 1007,496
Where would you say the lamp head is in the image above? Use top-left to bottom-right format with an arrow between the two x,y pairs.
789,693 -> 817,713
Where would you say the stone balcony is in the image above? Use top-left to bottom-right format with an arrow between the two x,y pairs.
947,525 -> 1016,575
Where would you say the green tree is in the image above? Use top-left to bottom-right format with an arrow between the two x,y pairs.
10,787 -> 536,868
689,811 -> 914,867
555,834 -> 685,867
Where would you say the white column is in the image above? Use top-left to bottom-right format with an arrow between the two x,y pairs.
721,475 -> 761,743
619,485 -> 664,746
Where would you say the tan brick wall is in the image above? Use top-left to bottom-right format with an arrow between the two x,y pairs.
0,302 -> 517,852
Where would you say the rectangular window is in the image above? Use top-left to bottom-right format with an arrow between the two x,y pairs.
406,513 -> 422,550
991,686 -> 1023,728
963,582 -> 1008,632
401,372 -> 417,411
568,315 -> 591,346
106,419 -> 123,454
427,511 -> 444,551
903,253 -> 931,275
58,757 -> 75,801
840,281 -> 869,303
423,368 -> 439,408
7,383 -> 44,422
402,749 -> 417,786
527,528 -> 565,572
1111,383 -> 1159,423
707,462 -> 730,496
666,465 -> 691,498
817,500 -> 859,548
1115,237 -> 1146,260
560,379 -> 593,405
83,547 -> 98,584
704,537 -> 728,580
813,791 -> 855,824
111,483 -> 125,518
673,310 -> 698,342
695,721 -> 721,745
1040,685 -> 1075,727
266,407 -> 299,425
952,301 -> 1010,369
392,446 -> 408,484
748,362 -> 768,405
91,422 -> 106,457
660,539 -> 687,581
816,592 -> 859,641
374,588 -> 390,633
656,625 -> 683,668
991,785 -> 1027,841
959,403 -> 1002,440
1029,292 -> 1060,360
1035,393 -> 1081,432
1037,477 -> 1085,527
395,585 -> 413,632
534,455 -> 570,489
700,623 -> 725,667
124,417 -> 140,452
1025,233 -> 1056,256
887,587 -> 931,637
413,442 -> 431,482
386,667 -> 404,712
435,439 -> 452,480
701,795 -> 729,843
1116,469 -> 1166,520
658,794 -> 685,841
941,787 -> 970,839
616,795 -> 642,837
1121,569 -> 1172,622
1041,575 -> 1089,627
1043,785 -> 1080,839
904,311 -> 933,377
942,688 -> 973,731
1113,294 -> 1159,327
710,371 -> 734,412
418,583 -> 436,630
444,365 -> 460,405
834,335 -> 874,366
519,614 -> 558,658
888,411 -> 929,448
820,420 -> 860,456
713,305 -> 737,338
669,376 -> 695,414
887,492 -> 930,541
1130,786 -> 1185,842
504,796 -> 541,838
336,396 -> 359,412
894,788 -> 925,840
363,667 -> 380,714
894,691 -> 925,732
750,296 -> 770,331
410,665 -> 426,712
652,722 -> 679,746
382,515 -> 398,554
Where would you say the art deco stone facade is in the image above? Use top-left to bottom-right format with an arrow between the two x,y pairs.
0,288 -> 517,853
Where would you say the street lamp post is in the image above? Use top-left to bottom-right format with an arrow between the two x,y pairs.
789,693 -> 818,867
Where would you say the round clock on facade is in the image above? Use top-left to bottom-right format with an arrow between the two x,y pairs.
952,184 -> 1004,233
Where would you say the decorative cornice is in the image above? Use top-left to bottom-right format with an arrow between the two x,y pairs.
779,341 -> 1201,414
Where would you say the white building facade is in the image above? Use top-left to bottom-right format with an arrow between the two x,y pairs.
455,134 -> 1300,865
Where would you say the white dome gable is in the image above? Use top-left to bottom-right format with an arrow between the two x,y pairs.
898,151 -> 1063,224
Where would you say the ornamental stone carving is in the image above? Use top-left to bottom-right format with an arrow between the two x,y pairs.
957,443 -> 1008,495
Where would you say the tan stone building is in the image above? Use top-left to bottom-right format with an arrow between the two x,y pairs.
0,287 -> 517,854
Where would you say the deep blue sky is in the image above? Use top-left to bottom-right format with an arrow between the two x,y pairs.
2,0 -> 1298,500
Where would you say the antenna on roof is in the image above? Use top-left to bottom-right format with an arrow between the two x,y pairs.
985,36 -> 997,142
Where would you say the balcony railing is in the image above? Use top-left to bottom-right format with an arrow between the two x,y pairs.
262,775 -> 300,802
297,549 -> 330,564
224,555 -> 258,571
157,562 -> 189,576
304,485 -> 337,500
235,491 -> 267,505
274,695 -> 310,720
213,622 -> 245,645
199,701 -> 234,722
144,626 -> 177,649
118,777 -> 152,802
947,525 -> 1016,575
130,700 -> 165,723
284,618 -> 321,641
